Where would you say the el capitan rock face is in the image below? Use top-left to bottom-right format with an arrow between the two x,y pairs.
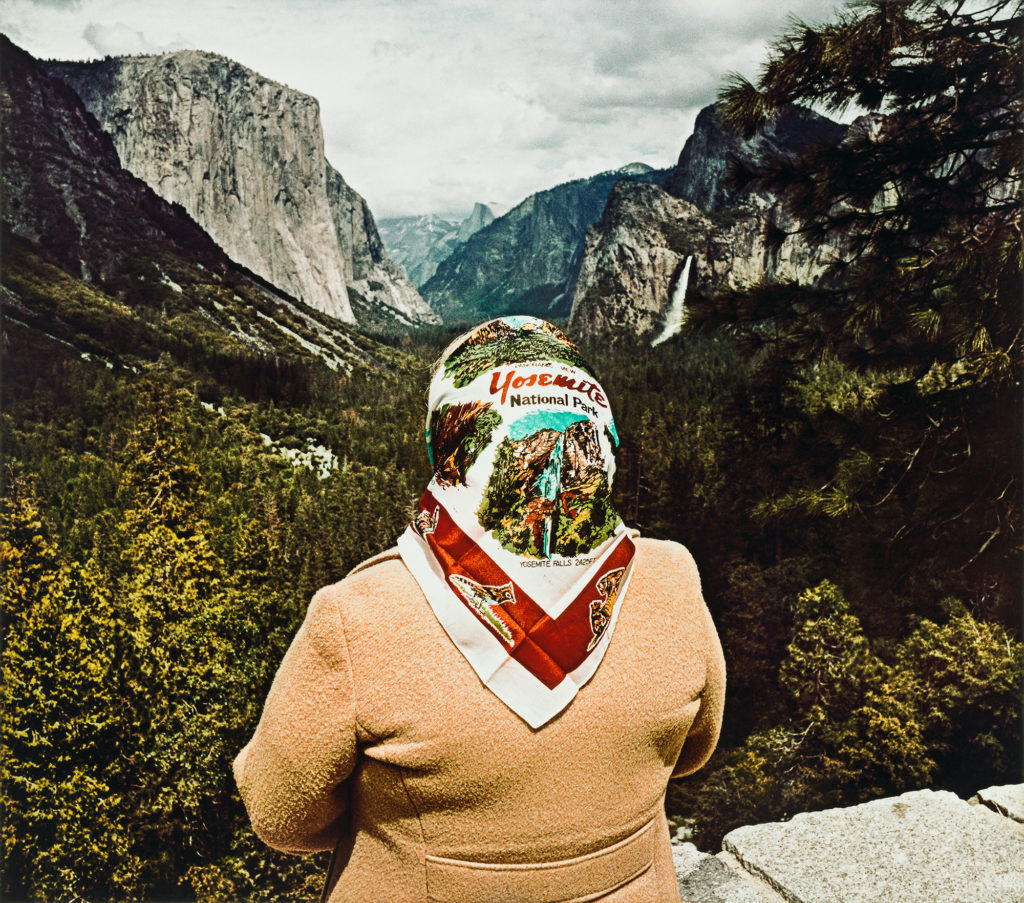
2,35 -> 393,376
46,51 -> 438,328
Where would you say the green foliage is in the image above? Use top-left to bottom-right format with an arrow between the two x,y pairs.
780,581 -> 879,718
2,502 -> 141,901
184,827 -> 326,903
673,581 -> 1020,847
890,602 -> 1024,793
688,0 -> 1022,624
1,352 -> 427,900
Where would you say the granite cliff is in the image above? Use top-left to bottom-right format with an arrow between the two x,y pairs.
421,164 -> 669,323
569,105 -> 848,342
46,51 -> 438,328
672,784 -> 1024,903
324,165 -> 440,330
569,182 -> 712,340
665,103 -> 847,213
2,35 -> 396,376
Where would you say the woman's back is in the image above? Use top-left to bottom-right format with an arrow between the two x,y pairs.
235,537 -> 723,902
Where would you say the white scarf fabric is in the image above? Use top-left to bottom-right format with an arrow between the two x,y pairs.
398,317 -> 635,727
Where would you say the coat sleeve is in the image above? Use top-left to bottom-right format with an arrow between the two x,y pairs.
672,567 -> 727,778
233,585 -> 358,853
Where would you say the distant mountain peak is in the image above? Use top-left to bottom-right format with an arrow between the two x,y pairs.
378,202 -> 504,289
419,164 -> 671,323
617,162 -> 655,175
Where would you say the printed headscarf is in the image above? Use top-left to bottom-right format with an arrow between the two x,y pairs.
397,316 -> 636,727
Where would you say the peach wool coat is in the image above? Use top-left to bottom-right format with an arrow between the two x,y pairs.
234,537 -> 725,902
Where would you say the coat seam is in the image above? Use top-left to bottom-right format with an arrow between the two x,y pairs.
330,597 -> 361,737
396,756 -> 429,900
317,596 -> 360,903
350,715 -> 430,900
334,594 -> 429,900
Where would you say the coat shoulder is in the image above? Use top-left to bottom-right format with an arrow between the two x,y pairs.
310,548 -> 422,636
632,536 -> 701,585
628,537 -> 707,628
314,547 -> 411,604
346,546 -> 404,576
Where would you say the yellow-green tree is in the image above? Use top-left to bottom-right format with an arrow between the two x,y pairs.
2,494 -> 143,900
674,580 -> 1020,847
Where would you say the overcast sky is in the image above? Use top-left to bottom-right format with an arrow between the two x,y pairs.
3,0 -> 848,219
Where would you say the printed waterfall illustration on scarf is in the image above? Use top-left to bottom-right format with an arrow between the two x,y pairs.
397,316 -> 636,727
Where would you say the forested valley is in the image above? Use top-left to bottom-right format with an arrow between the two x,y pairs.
4,312 -> 1020,900
3,1 -> 1022,900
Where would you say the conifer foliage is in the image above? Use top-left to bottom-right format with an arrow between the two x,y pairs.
1,356 -> 430,901
692,0 -> 1022,612
717,0 -> 1021,372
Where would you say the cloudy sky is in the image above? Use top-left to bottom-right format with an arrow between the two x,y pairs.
3,0 -> 847,219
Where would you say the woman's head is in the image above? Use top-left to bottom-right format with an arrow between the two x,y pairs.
423,316 -> 620,560
402,316 -> 636,725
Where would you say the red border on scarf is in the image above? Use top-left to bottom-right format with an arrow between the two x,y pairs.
416,490 -> 635,689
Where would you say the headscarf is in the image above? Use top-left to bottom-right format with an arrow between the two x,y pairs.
397,316 -> 635,727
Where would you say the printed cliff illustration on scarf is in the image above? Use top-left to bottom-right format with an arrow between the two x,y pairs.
399,316 -> 636,728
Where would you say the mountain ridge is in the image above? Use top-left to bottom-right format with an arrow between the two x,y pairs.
420,165 -> 670,323
45,50 -> 439,330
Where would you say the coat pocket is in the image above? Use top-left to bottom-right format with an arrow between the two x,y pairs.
424,817 -> 656,903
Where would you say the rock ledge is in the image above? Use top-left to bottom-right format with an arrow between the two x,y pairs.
674,784 -> 1024,903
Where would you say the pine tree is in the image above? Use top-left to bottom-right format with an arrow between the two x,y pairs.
695,0 -> 1023,614
717,0 -> 1021,376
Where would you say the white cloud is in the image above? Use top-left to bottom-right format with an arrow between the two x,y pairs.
82,21 -> 187,55
1,0 -> 849,217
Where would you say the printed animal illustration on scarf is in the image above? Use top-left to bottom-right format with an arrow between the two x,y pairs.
398,316 -> 636,728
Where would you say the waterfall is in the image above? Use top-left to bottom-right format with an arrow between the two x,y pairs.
651,255 -> 693,347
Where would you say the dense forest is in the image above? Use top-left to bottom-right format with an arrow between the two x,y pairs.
2,1 -> 1022,901
4,309 -> 1021,902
